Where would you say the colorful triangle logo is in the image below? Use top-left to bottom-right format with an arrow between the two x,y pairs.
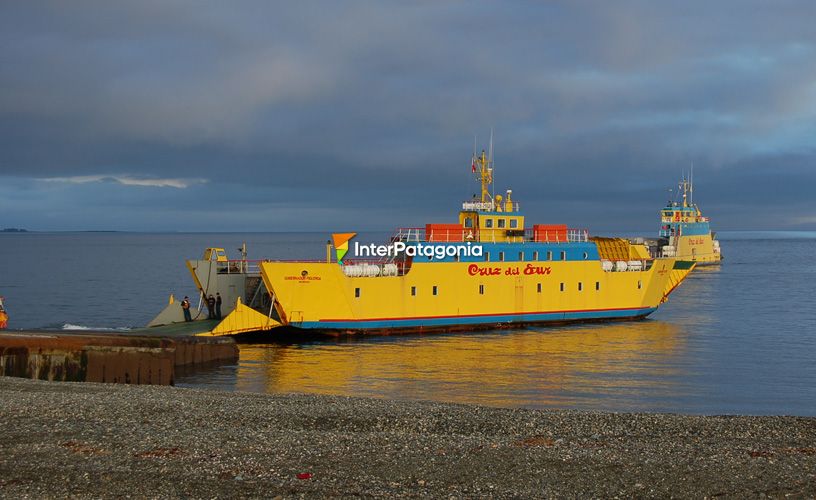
332,232 -> 356,264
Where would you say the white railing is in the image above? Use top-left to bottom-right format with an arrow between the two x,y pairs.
216,260 -> 261,274
461,201 -> 521,212
392,227 -> 424,242
567,229 -> 589,242
462,201 -> 494,211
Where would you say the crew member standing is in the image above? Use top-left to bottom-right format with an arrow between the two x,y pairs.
215,292 -> 222,320
207,294 -> 216,319
181,296 -> 192,322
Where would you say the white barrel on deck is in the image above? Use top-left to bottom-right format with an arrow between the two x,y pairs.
627,260 -> 643,271
362,264 -> 381,277
343,265 -> 362,277
614,261 -> 628,272
382,263 -> 399,276
601,260 -> 614,272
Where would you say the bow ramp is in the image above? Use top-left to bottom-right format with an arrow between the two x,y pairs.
198,298 -> 281,337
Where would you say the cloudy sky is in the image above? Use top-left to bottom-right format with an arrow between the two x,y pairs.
1,1 -> 815,232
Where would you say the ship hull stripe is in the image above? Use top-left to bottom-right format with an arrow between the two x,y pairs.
305,306 -> 657,329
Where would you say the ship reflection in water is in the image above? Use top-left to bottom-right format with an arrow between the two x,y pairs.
179,321 -> 690,413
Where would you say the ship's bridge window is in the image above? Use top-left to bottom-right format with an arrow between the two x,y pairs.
547,251 -> 552,261
498,251 -> 504,262
510,219 -> 519,229
464,218 -> 473,228
484,218 -> 493,228
484,251 -> 490,262
560,251 -> 566,261
498,219 -> 506,228
533,251 -> 539,260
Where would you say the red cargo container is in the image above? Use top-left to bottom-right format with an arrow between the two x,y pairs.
533,224 -> 568,242
426,223 -> 465,242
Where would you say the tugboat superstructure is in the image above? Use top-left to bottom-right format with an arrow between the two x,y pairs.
658,175 -> 722,265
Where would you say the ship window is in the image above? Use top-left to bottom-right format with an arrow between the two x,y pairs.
479,284 -> 484,295
560,282 -> 565,292
547,251 -> 552,261
637,280 -> 642,289
484,251 -> 490,262
433,285 -> 438,296
411,286 -> 416,296
578,282 -> 583,291
510,219 -> 518,229
355,287 -> 361,298
533,251 -> 539,260
537,283 -> 542,293
485,218 -> 493,228
560,251 -> 566,261
518,251 -> 524,261
498,219 -> 506,228
464,218 -> 473,228
499,251 -> 504,262
596,281 -> 600,291
583,252 -> 588,260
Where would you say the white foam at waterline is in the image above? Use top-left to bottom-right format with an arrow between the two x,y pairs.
62,323 -> 131,332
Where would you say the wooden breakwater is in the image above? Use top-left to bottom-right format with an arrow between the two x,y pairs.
0,330 -> 237,385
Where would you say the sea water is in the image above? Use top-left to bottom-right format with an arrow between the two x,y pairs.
1,231 -> 814,415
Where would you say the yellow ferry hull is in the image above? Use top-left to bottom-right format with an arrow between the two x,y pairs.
256,258 -> 692,334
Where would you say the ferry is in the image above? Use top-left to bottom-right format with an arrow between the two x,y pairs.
148,149 -> 695,336
655,176 -> 722,265
0,297 -> 7,330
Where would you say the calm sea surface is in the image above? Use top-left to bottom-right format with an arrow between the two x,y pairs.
1,231 -> 815,415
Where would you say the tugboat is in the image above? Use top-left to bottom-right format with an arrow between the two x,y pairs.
0,296 -> 8,330
656,175 -> 722,265
149,147 -> 696,336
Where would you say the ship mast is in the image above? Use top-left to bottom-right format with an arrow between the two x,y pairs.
473,149 -> 494,207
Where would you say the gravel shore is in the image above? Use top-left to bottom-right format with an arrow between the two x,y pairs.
1,377 -> 814,498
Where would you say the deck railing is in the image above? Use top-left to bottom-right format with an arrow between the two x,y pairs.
215,260 -> 262,274
392,227 -> 590,244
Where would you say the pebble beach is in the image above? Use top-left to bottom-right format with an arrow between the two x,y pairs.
1,377 -> 814,498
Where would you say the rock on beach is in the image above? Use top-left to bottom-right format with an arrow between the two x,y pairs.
1,377 -> 814,497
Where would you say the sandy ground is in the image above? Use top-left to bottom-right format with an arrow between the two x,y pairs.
1,377 -> 814,498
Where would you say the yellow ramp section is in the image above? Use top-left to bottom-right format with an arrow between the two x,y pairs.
661,260 -> 696,303
197,298 -> 281,337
